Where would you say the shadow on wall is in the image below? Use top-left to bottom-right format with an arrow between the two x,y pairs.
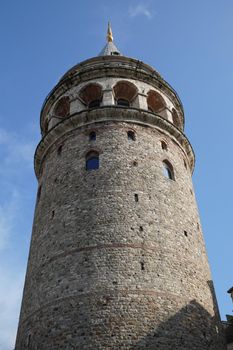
130,281 -> 226,350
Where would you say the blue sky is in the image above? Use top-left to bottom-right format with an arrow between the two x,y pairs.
0,0 -> 233,348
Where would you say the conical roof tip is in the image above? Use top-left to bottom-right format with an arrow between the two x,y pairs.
98,22 -> 122,56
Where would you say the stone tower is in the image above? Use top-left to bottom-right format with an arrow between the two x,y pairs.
15,25 -> 226,349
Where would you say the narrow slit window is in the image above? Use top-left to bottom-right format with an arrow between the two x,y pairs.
27,334 -> 31,347
37,185 -> 42,202
89,131 -> 96,141
161,141 -> 167,150
86,151 -> 99,171
134,193 -> 139,202
57,145 -> 63,155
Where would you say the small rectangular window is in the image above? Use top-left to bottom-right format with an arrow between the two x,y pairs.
86,151 -> 99,170
128,130 -> 136,141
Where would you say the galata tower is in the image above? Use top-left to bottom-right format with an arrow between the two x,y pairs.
15,24 -> 226,349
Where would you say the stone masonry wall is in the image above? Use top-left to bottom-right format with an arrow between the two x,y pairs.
15,120 -> 226,349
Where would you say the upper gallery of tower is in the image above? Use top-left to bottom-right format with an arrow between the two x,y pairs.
36,24 -> 194,177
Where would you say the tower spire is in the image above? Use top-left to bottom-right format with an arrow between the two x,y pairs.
107,21 -> 113,42
98,22 -> 122,56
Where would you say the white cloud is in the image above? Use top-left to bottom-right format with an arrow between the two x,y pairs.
0,268 -> 24,350
0,126 -> 36,349
0,127 -> 36,250
0,128 -> 9,143
0,191 -> 20,250
129,4 -> 153,19
0,128 -> 36,170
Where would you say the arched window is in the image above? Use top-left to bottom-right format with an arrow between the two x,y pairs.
79,83 -> 103,108
127,130 -> 136,141
163,160 -> 175,180
54,96 -> 70,118
147,90 -> 166,114
113,81 -> 137,107
172,108 -> 181,129
86,151 -> 99,170
89,131 -> 96,141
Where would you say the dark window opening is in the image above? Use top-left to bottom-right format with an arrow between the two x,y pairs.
27,334 -> 31,347
139,226 -> 143,232
140,262 -> 145,270
133,160 -> 138,166
44,119 -> 49,134
86,151 -> 99,171
57,145 -> 63,156
88,99 -> 101,108
128,131 -> 136,141
184,231 -> 188,237
89,131 -> 96,141
117,99 -> 130,107
161,141 -> 167,150
134,193 -> 139,202
184,159 -> 187,169
37,185 -> 42,202
111,51 -> 120,56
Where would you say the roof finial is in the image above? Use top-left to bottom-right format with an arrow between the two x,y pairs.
107,21 -> 113,42
99,22 -> 121,56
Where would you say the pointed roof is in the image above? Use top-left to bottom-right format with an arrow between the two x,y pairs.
99,22 -> 122,56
